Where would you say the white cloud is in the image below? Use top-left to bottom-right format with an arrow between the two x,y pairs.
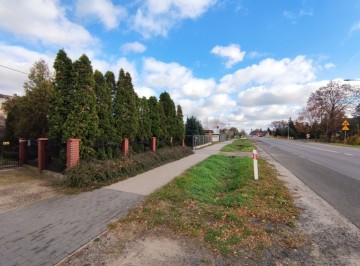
247,51 -> 266,59
135,86 -> 156,99
283,9 -> 313,24
142,57 -> 215,100
0,0 -> 97,51
132,0 -> 216,37
211,44 -> 246,68
324,63 -> 335,69
218,56 -> 316,92
237,81 -> 325,107
350,21 -> 360,34
182,79 -> 216,98
75,0 -> 127,30
121,42 -> 147,54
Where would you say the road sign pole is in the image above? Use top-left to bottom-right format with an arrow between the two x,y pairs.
252,149 -> 259,180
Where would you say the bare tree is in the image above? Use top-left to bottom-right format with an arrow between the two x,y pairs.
306,81 -> 357,142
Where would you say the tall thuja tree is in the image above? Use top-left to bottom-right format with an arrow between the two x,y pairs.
148,96 -> 163,138
94,70 -> 114,159
63,54 -> 99,158
104,71 -> 117,105
157,101 -> 168,140
49,49 -> 73,142
113,69 -> 139,141
159,92 -> 177,142
174,104 -> 185,143
137,97 -> 152,142
104,71 -> 117,142
112,69 -> 125,142
124,72 -> 139,140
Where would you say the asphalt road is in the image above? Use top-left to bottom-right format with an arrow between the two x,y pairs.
255,137 -> 360,228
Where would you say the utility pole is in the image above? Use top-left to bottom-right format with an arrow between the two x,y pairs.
287,117 -> 290,139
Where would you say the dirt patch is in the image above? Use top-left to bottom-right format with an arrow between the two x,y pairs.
0,167 -> 58,213
59,223 -> 226,266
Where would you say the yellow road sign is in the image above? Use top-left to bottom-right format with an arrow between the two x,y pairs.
342,120 -> 350,126
342,125 -> 349,131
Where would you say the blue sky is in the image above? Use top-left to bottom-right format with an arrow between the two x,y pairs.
1,0 -> 360,132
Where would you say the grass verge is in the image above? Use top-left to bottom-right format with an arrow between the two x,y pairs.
221,138 -> 255,152
120,154 -> 306,257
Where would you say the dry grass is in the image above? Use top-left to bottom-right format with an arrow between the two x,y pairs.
0,167 -> 43,186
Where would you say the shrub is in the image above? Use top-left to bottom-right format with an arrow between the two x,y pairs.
346,134 -> 360,145
63,146 -> 193,189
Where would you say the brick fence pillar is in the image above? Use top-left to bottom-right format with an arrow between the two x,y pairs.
122,138 -> 129,156
19,139 -> 27,166
151,137 -> 156,152
67,138 -> 80,169
38,138 -> 48,172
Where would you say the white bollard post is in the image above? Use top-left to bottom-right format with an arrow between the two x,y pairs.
253,149 -> 259,180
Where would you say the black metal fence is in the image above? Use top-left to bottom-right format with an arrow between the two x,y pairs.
46,140 -> 66,173
0,139 -> 19,169
185,135 -> 212,149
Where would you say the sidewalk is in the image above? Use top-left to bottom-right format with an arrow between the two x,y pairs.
0,141 -> 231,266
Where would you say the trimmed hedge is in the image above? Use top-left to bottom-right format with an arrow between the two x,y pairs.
63,146 -> 193,189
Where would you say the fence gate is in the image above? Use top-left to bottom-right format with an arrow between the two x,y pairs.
0,140 -> 19,169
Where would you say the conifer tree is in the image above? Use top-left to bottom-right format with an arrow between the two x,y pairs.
159,92 -> 177,139
185,115 -> 204,135
113,69 -> 125,141
137,97 -> 152,142
49,49 -> 73,142
94,70 -> 114,159
63,54 -> 99,158
104,71 -> 117,103
175,105 -> 185,142
113,69 -> 139,141
148,96 -> 162,138
157,101 -> 168,140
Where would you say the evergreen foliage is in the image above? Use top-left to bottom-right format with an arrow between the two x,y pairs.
175,104 -> 185,142
137,97 -> 152,141
62,54 -> 99,158
148,96 -> 162,138
3,49 -> 186,161
185,115 -> 204,135
113,69 -> 139,141
159,92 -> 177,139
49,49 -> 73,142
104,71 -> 117,101
157,101 -> 168,139
94,70 -> 115,159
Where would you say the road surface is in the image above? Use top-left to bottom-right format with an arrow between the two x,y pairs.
256,138 -> 360,228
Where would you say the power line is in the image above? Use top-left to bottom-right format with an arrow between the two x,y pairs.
0,64 -> 28,75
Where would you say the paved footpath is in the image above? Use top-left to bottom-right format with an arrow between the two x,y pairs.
0,141 -> 231,266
